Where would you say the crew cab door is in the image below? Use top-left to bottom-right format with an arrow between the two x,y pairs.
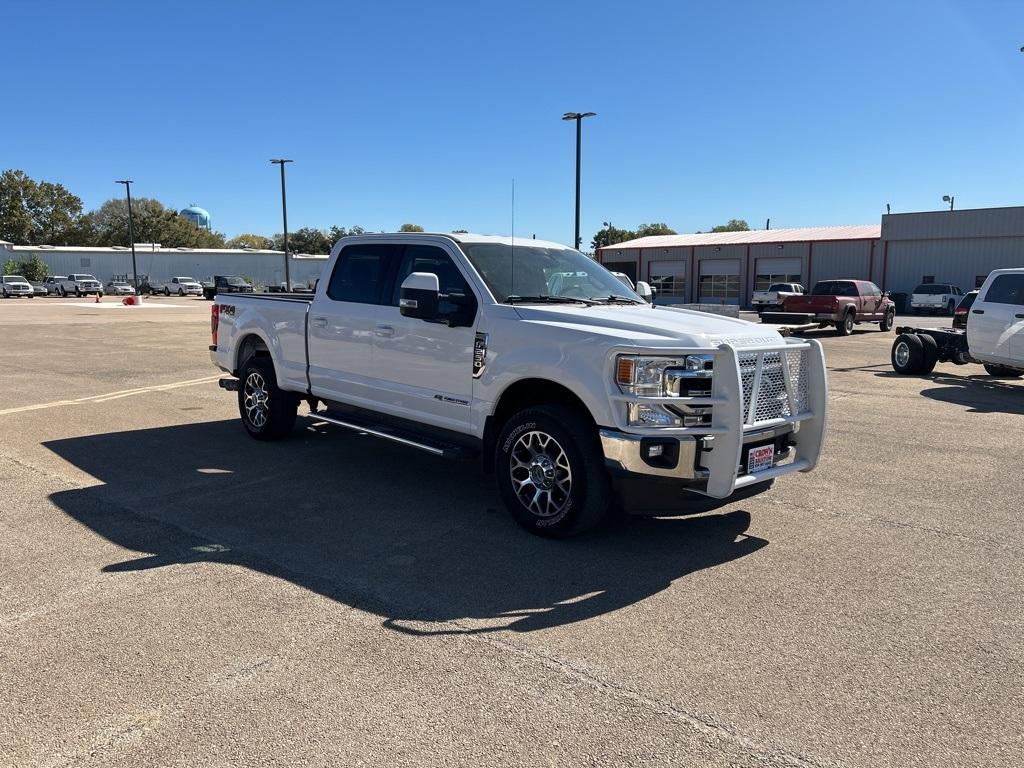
306,242 -> 401,407
863,281 -> 884,319
970,272 -> 1024,364
371,242 -> 477,432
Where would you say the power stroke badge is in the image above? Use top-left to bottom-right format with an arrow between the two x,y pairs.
472,332 -> 489,378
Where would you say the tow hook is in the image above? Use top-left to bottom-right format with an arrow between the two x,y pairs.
218,377 -> 240,392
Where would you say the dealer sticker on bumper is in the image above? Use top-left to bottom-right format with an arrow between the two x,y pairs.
747,445 -> 775,474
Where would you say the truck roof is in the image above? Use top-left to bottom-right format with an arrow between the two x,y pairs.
346,232 -> 573,251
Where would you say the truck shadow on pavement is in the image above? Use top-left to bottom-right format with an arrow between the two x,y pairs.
44,420 -> 767,635
873,371 -> 1024,415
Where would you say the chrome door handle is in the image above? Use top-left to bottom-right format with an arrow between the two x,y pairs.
375,324 -> 395,338
312,316 -> 328,327
972,309 -> 984,315
1016,313 -> 1024,319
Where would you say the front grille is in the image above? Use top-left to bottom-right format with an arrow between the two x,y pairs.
738,349 -> 811,425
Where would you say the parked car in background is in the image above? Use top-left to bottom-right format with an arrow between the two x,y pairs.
891,269 -> 1024,377
910,283 -> 963,315
764,279 -> 895,335
752,283 -> 805,314
30,282 -> 48,296
149,276 -> 203,296
202,275 -> 254,300
952,290 -> 978,330
105,280 -> 136,296
47,274 -> 103,297
2,275 -> 35,298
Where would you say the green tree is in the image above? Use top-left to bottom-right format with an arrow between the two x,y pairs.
327,225 -> 366,243
399,223 -> 424,232
272,227 -> 332,254
226,233 -> 273,250
18,253 -> 49,281
2,258 -> 17,276
591,224 -> 637,250
634,222 -> 677,238
709,219 -> 750,233
0,169 -> 86,245
86,197 -> 227,248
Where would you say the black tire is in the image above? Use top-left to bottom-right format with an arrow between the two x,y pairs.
919,333 -> 939,374
892,333 -> 925,375
879,308 -> 895,332
947,300 -> 956,315
178,288 -> 185,296
836,309 -> 855,336
495,405 -> 610,538
983,363 -> 1023,378
74,287 -> 81,297
163,287 -> 170,296
237,356 -> 298,440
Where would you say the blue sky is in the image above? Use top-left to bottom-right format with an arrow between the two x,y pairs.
4,0 -> 1024,244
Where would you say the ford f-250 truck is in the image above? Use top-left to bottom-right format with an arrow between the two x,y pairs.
763,279 -> 895,336
210,233 -> 828,537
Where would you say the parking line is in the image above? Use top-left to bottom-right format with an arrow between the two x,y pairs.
0,375 -> 223,416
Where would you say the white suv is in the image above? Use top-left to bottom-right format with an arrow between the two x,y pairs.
910,283 -> 963,315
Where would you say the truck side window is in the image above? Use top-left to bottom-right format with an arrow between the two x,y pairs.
327,244 -> 399,304
390,245 -> 476,319
983,274 -> 1024,305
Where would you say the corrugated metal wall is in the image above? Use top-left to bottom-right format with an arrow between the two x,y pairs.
882,237 -> 1024,293
7,248 -> 329,288
809,241 -> 875,286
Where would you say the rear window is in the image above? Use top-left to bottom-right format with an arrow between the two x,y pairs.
982,274 -> 1024,306
956,292 -> 977,311
767,283 -> 794,292
327,244 -> 400,304
913,284 -> 949,294
811,281 -> 857,296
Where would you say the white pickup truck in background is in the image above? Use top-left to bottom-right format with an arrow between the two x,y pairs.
892,268 -> 1024,377
209,233 -> 828,537
752,283 -> 804,314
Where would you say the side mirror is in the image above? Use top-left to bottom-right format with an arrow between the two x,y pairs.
399,272 -> 440,319
635,280 -> 654,304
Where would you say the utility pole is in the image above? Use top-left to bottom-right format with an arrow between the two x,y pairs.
115,180 -> 138,292
270,159 -> 293,289
562,112 -> 596,250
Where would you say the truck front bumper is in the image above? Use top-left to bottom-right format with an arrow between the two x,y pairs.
598,337 -> 828,512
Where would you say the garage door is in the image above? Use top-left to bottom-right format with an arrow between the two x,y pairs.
698,259 -> 740,305
602,261 -> 637,286
648,260 -> 688,303
753,257 -> 802,291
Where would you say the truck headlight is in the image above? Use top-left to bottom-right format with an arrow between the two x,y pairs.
615,354 -> 714,396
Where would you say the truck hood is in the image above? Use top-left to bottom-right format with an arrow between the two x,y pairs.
513,304 -> 785,349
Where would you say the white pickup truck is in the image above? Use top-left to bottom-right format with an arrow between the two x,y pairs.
210,233 -> 828,537
752,283 -> 804,314
892,268 -> 1024,377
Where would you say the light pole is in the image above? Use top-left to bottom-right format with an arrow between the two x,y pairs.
270,159 -> 293,289
942,194 -> 954,211
115,180 -> 138,292
562,111 -> 596,250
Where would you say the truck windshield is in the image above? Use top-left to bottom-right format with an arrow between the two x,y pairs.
3,276 -> 27,283
913,285 -> 949,294
226,278 -> 247,286
458,243 -> 642,303
811,281 -> 857,296
767,283 -> 793,292
176,277 -> 194,282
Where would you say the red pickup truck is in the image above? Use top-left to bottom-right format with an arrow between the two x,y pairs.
762,279 -> 896,336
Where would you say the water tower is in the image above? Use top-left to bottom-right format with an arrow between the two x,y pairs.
180,204 -> 212,231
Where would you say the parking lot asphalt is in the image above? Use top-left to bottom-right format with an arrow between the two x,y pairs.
1,298 -> 1021,768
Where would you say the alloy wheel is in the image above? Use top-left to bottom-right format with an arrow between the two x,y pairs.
243,371 -> 269,428
509,430 -> 573,518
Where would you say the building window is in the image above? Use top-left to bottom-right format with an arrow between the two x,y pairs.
80,258 -> 91,268
699,274 -> 740,299
921,275 -> 935,284
648,261 -> 687,298
976,275 -> 987,288
754,273 -> 802,291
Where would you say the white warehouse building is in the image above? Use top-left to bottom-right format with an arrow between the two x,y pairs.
0,242 -> 329,289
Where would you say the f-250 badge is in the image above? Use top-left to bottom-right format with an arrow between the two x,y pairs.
472,332 -> 489,378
